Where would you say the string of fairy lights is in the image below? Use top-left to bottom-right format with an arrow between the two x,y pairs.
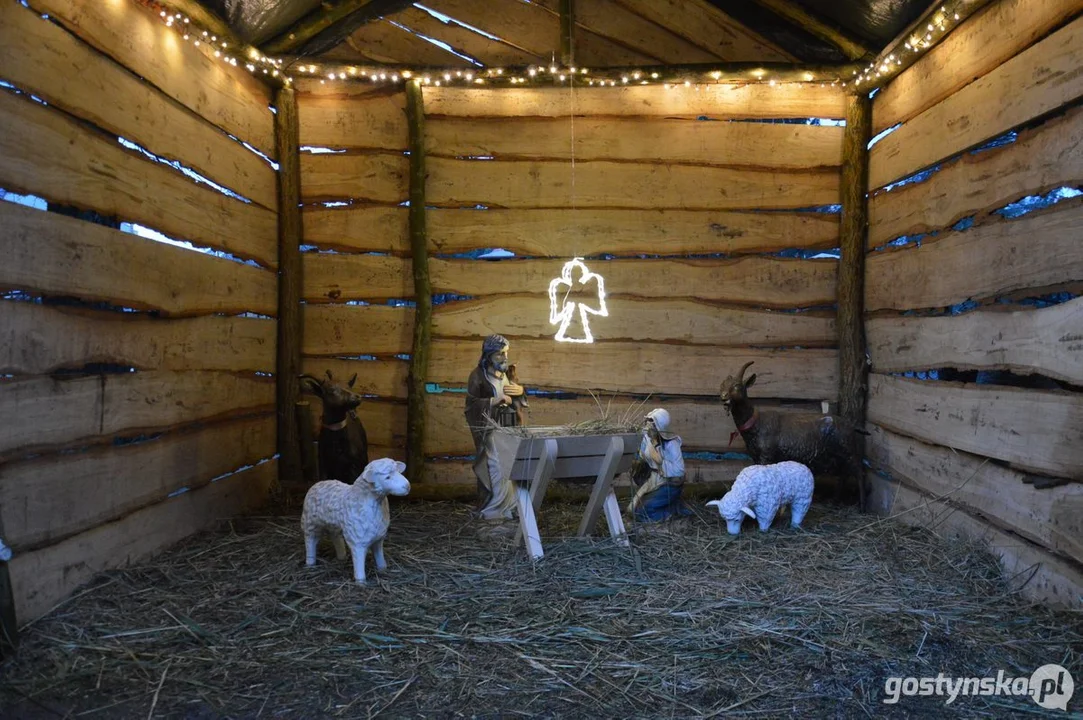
143,0 -> 969,91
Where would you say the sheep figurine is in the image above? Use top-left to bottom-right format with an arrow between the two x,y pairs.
706,461 -> 814,535
301,457 -> 411,583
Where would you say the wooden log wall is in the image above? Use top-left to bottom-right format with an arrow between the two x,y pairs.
864,0 -> 1083,608
0,0 -> 278,625
298,82 -> 846,490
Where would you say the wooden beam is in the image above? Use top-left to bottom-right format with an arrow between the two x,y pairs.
560,0 -> 575,66
157,0 -> 241,50
750,0 -> 872,60
405,80 -> 431,485
275,86 -> 303,491
262,0 -> 415,55
838,92 -> 871,508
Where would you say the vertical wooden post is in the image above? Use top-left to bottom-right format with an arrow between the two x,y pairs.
275,86 -> 303,491
838,91 -> 871,509
405,80 -> 431,484
0,550 -> 17,657
560,0 -> 575,66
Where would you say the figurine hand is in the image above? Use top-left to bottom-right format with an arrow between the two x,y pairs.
500,393 -> 513,406
504,383 -> 524,397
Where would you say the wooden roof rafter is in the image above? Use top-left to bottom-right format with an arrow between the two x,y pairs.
261,0 -> 416,55
749,0 -> 874,60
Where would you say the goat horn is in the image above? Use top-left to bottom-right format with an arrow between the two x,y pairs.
737,361 -> 755,383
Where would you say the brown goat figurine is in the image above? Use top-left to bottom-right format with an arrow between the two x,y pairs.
300,371 -> 370,484
719,361 -> 865,506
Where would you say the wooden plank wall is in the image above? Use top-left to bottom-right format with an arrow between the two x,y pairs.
0,0 -> 278,624
298,82 -> 846,489
865,0 -> 1083,608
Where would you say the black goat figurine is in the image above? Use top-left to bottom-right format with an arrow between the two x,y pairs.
719,361 -> 865,506
300,371 -> 369,484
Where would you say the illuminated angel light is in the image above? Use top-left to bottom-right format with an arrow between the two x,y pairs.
548,258 -> 608,344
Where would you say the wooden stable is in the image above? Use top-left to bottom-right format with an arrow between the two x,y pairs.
0,0 -> 1081,645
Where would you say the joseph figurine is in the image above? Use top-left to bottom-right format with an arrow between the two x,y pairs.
464,334 -> 526,520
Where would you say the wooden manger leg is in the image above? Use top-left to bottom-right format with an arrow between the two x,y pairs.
514,439 -> 557,553
577,436 -> 627,543
515,486 -> 544,560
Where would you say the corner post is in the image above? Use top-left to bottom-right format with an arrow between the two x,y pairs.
560,0 -> 575,66
275,85 -> 303,491
405,80 -> 431,484
838,91 -> 871,508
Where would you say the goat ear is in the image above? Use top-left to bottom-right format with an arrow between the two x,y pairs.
741,506 -> 757,519
299,375 -> 323,397
394,460 -> 406,474
348,373 -> 358,388
745,373 -> 757,389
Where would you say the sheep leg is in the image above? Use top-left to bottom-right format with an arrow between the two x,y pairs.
757,504 -> 779,532
304,532 -> 318,566
349,541 -> 368,583
332,533 -> 347,561
372,539 -> 388,571
790,499 -> 811,528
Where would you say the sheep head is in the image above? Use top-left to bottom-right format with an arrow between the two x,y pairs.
706,496 -> 757,535
357,458 -> 411,497
300,370 -> 362,417
719,361 -> 757,415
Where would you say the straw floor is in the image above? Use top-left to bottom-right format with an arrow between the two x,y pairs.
0,498 -> 1079,719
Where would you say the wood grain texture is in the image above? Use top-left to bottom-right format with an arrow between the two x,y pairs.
302,206 -> 409,252
341,19 -> 474,66
8,461 -> 275,625
392,6 -> 544,66
426,117 -> 843,167
608,0 -> 796,62
872,0 -> 1083,134
0,372 -> 276,459
429,339 -> 839,399
867,297 -> 1083,384
28,0 -> 274,156
868,473 -> 1082,608
869,103 -> 1083,248
422,85 -> 847,120
425,157 -> 839,209
300,152 -> 409,202
433,296 -> 836,346
866,203 -> 1083,311
427,208 -> 839,256
404,0 -> 561,62
0,202 -> 277,316
303,254 -> 413,301
866,424 -> 1083,564
0,415 -> 275,550
302,206 -> 839,256
0,1 -> 276,209
422,392 -> 819,455
301,358 -> 409,398
298,91 -> 407,150
0,303 -> 275,375
0,92 -> 278,269
869,17 -> 1083,190
867,373 -> 1083,480
302,304 -> 415,356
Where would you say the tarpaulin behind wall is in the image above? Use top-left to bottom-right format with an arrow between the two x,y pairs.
200,0 -> 323,45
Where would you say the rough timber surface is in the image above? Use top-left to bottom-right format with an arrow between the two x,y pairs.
0,91 -> 278,269
298,91 -> 407,150
27,0 -> 275,157
867,373 -> 1083,481
0,303 -> 275,375
0,415 -> 275,550
6,461 -> 274,625
299,152 -> 408,203
0,1 -> 276,210
865,202 -> 1083,311
869,473 -> 1083,608
0,372 -> 275,459
869,17 -> 1083,190
302,304 -> 414,357
866,297 -> 1083,385
300,358 -> 409,399
868,103 -> 1083,249
866,424 -> 1083,564
872,0 -> 1083,134
0,501 -> 1079,716
0,202 -> 277,316
421,85 -> 848,120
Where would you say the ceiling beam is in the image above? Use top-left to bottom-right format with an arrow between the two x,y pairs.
157,0 -> 243,48
749,0 -> 873,61
261,0 -> 415,55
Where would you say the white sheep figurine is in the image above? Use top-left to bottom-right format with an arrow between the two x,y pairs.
706,461 -> 814,535
301,457 -> 411,583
